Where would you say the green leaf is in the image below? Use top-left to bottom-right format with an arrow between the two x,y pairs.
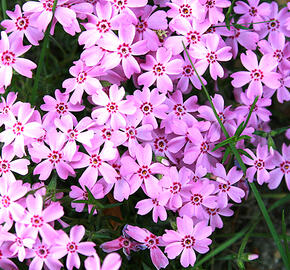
100,202 -> 123,209
237,149 -> 253,160
213,136 -> 236,151
267,135 -> 276,150
73,199 -> 90,204
270,126 -> 290,137
236,135 -> 251,142
281,210 -> 290,263
85,186 -> 98,204
233,23 -> 250,30
234,121 -> 245,137
222,147 -> 231,164
253,130 -> 268,137
225,0 -> 236,30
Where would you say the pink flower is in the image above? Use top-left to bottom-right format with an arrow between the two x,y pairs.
92,84 -> 136,129
85,253 -> 122,270
99,25 -> 148,78
213,164 -> 245,207
0,92 -> 20,127
52,225 -> 96,270
62,60 -> 103,104
138,47 -> 183,92
163,216 -> 212,268
125,225 -> 169,270
205,204 -> 234,230
1,4 -> 44,45
190,33 -> 232,80
231,50 -> 281,99
0,103 -> 44,157
243,144 -> 275,185
202,0 -> 231,24
0,31 -> 36,88
268,144 -> 289,190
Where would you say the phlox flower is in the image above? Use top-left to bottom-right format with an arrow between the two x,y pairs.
0,179 -> 27,225
120,144 -> 165,197
213,164 -> 245,208
162,216 -> 212,268
0,103 -> 44,157
268,144 -> 289,191
92,84 -> 136,129
99,24 -> 149,78
234,0 -> 270,31
21,193 -> 64,245
129,87 -> 168,129
0,31 -> 36,88
125,225 -> 169,270
27,237 -> 63,270
0,145 -> 30,182
231,50 -> 281,99
54,115 -> 94,161
138,47 -> 183,92
189,33 -> 232,80
62,60 -> 103,104
133,5 -> 168,51
29,130 -> 75,180
179,180 -> 217,219
202,0 -> 231,24
205,204 -> 234,230
40,89 -> 85,128
1,4 -> 44,45
136,189 -> 170,223
23,0 -> 77,32
0,92 -> 20,126
52,225 -> 96,270
243,144 -> 275,185
85,253 -> 122,270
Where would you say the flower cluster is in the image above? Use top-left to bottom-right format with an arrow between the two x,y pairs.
0,0 -> 289,269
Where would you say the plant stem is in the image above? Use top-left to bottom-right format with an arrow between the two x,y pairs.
1,0 -> 7,20
183,42 -> 290,270
212,19 -> 276,28
30,0 -> 58,106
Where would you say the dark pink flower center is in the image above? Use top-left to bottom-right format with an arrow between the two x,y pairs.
136,19 -> 148,33
200,141 -> 209,153
186,31 -> 201,44
48,150 -> 62,164
90,154 -> 102,168
280,161 -> 289,174
12,122 -> 24,135
126,126 -> 136,139
121,238 -> 131,248
267,19 -> 279,31
36,245 -> 49,258
181,235 -> 195,248
31,215 -> 44,227
170,182 -> 181,194
254,158 -> 265,170
15,16 -> 29,30
206,52 -> 217,63
56,102 -> 68,114
250,69 -> 264,81
207,208 -> 219,216
179,4 -> 192,17
206,0 -> 216,8
183,65 -> 194,77
153,137 -> 168,152
102,127 -> 114,140
249,7 -> 257,16
273,50 -> 283,62
96,19 -> 111,33
145,234 -> 159,248
218,181 -> 231,192
218,112 -> 225,123
67,128 -> 79,141
106,102 -> 118,113
67,242 -> 78,253
191,193 -> 203,205
138,165 -> 151,179
1,51 -> 16,66
140,102 -> 153,115
113,0 -> 127,10
1,195 -> 10,208
117,43 -> 132,58
174,104 -> 186,117
0,160 -> 10,173
153,63 -> 166,76
16,237 -> 23,247
43,0 -> 54,12
77,72 -> 87,84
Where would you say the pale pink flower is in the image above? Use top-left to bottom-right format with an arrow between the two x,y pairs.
52,225 -> 96,270
189,33 -> 232,80
92,84 -> 136,129
0,92 -> 20,126
1,4 -> 44,45
231,50 -> 281,99
202,0 -> 231,24
163,216 -> 212,268
85,253 -> 122,270
99,25 -> 148,78
138,47 -> 183,92
0,31 -> 36,88
205,204 -> 234,230
125,225 -> 169,270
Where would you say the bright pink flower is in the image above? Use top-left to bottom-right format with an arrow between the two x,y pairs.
0,103 -> 44,157
202,0 -> 231,24
62,60 -> 103,104
163,216 -> 212,268
138,47 -> 183,92
1,4 -> 44,45
231,50 -> 281,99
213,164 -> 245,207
190,33 -> 232,80
129,87 -> 168,129
21,194 -> 64,244
0,179 -> 27,224
234,0 -> 271,31
85,253 -> 122,270
268,144 -> 289,190
99,25 -> 148,78
120,144 -> 164,197
54,115 -> 94,161
29,130 -> 76,180
40,89 -> 85,128
0,92 -> 20,127
0,31 -> 36,88
92,84 -> 136,129
205,204 -> 234,230
179,180 -> 217,219
125,225 -> 169,270
52,225 -> 96,270
243,144 -> 275,185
